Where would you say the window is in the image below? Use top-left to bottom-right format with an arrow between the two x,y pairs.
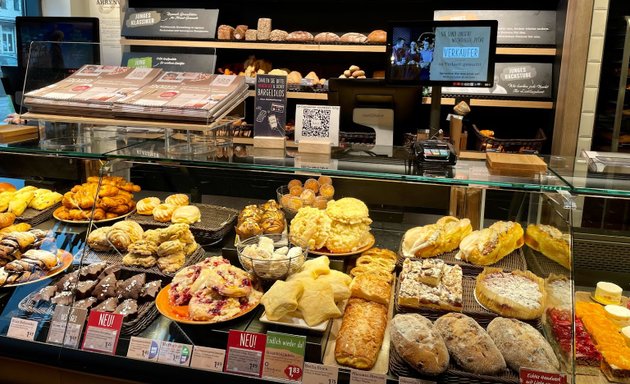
2,26 -> 14,54
13,0 -> 20,11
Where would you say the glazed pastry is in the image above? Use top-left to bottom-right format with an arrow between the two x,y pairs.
111,220 -> 144,243
106,229 -> 132,251
457,221 -> 524,265
525,224 -> 571,270
260,219 -> 284,234
153,204 -> 176,223
164,194 -> 189,207
0,212 -> 15,228
136,197 -> 160,215
171,205 -> 201,224
236,219 -> 262,239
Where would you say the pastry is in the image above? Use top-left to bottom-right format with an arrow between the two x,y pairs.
122,254 -> 157,268
106,229 -> 132,251
297,279 -> 341,326
87,226 -> 112,251
335,298 -> 387,370
157,252 -> 186,273
30,191 -> 62,210
287,71 -> 302,84
75,280 -> 98,299
157,240 -> 184,257
269,29 -> 288,41
0,212 -> 15,228
164,194 -> 189,207
360,247 -> 397,263
316,270 -> 351,302
93,274 -> 118,301
289,207 -> 332,249
605,305 -> 630,327
349,273 -> 391,306
79,261 -> 108,280
350,265 -> 392,283
140,280 -> 162,301
390,314 -> 449,375
171,205 -> 201,224
367,29 -> 387,43
51,291 -> 74,306
127,240 -> 159,257
153,204 -> 176,223
457,221 -> 524,265
136,197 -> 160,215
325,197 -> 371,225
487,317 -> 559,372
325,221 -> 370,253
217,25 -> 234,40
398,259 -> 462,312
435,313 -> 506,374
35,285 -> 57,302
93,297 -> 118,312
56,271 -> 79,291
355,254 -> 396,273
261,279 -> 304,321
525,224 -> 571,269
314,32 -> 340,43
111,220 -> 144,243
286,31 -> 314,42
116,273 -> 146,300
73,297 -> 98,310
114,299 -> 138,320
340,32 -> 368,43
475,268 -> 545,320
594,281 -> 623,305
189,287 -> 262,322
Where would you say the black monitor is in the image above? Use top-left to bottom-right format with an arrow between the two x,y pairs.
386,20 -> 497,86
328,78 -> 423,147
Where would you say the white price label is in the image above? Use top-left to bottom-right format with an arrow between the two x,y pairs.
7,318 -> 37,341
303,362 -> 339,384
127,337 -> 160,361
225,347 -> 262,376
157,341 -> 192,366
190,346 -> 226,372
399,377 -> 437,384
349,369 -> 387,384
82,327 -> 118,354
46,320 -> 66,345
63,323 -> 83,348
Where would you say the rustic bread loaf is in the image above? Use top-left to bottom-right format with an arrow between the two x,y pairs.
314,32 -> 340,43
340,32 -> 368,43
367,29 -> 387,43
269,29 -> 289,41
390,314 -> 449,375
217,25 -> 234,40
287,31 -> 314,42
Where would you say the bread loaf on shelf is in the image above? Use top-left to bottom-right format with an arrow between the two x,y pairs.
367,29 -> 387,43
314,32 -> 340,43
257,18 -> 272,40
245,29 -> 257,41
340,32 -> 368,43
269,29 -> 289,42
234,25 -> 249,40
287,31 -> 314,42
217,25 -> 234,40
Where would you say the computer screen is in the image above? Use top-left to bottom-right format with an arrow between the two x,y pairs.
16,17 -> 100,70
386,20 -> 497,86
328,78 -> 423,146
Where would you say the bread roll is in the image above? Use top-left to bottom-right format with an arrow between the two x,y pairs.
269,29 -> 289,42
245,29 -> 257,41
367,29 -> 387,43
390,314 -> 449,375
217,25 -> 234,40
487,317 -> 560,372
233,25 -> 248,40
434,313 -> 506,375
340,32 -> 368,43
314,32 -> 340,43
287,31 -> 314,42
287,71 -> 302,84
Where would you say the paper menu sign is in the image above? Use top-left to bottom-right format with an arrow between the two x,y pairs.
519,368 -> 567,384
349,370 -> 387,384
46,306 -> 88,348
81,311 -> 124,354
302,362 -> 339,384
262,331 -> 306,382
225,330 -> 267,377
7,317 -> 38,341
295,105 -> 340,146
126,337 -> 160,361
254,74 -> 288,138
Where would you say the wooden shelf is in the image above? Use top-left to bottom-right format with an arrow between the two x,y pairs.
121,38 -> 556,55
247,90 -> 328,100
422,98 -> 553,109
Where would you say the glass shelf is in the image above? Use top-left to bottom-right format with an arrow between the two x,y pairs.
548,156 -> 630,198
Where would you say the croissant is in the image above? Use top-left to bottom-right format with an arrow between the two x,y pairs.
68,209 -> 89,221
105,212 -> 118,219
0,212 -> 16,228
108,204 -> 131,215
92,208 -> 106,221
98,185 -> 120,198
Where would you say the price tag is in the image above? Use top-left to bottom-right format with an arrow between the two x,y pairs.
303,362 -> 339,384
399,377 -> 437,384
190,345 -> 226,372
520,368 -> 567,384
126,337 -> 160,361
350,369 -> 387,384
7,317 -> 37,341
157,341 -> 192,366
46,306 -> 87,348
262,331 -> 306,382
81,311 -> 124,354
225,330 -> 267,377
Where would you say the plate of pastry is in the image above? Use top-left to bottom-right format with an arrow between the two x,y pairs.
155,256 -> 262,325
309,233 -> 375,257
0,249 -> 73,288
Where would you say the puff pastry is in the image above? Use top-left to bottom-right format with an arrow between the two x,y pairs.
297,279 -> 341,326
171,205 -> 201,224
349,273 -> 392,306
525,224 -> 571,270
261,280 -> 304,321
401,216 -> 472,258
335,298 -> 387,370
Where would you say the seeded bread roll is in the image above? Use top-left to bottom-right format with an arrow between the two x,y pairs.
390,314 -> 449,375
269,29 -> 289,41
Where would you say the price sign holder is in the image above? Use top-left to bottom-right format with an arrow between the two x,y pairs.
7,317 -> 38,341
399,377 -> 437,384
303,362 -> 339,384
262,331 -> 306,382
190,345 -> 226,372
520,368 -> 567,384
46,306 -> 88,348
349,369 -> 387,384
225,330 -> 266,377
126,336 -> 160,361
81,311 -> 124,355
157,341 -> 192,366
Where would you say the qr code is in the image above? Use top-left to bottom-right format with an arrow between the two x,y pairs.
302,108 -> 331,138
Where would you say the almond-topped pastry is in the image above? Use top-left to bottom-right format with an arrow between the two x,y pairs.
398,259 -> 462,312
475,267 -> 545,320
525,224 -> 571,269
457,221 -> 524,265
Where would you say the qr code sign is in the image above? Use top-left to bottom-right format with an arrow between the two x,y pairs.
302,108 -> 331,138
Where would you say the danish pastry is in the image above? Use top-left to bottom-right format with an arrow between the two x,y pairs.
136,197 -> 160,215
525,224 -> 571,270
87,226 -> 113,251
457,221 -> 524,266
106,229 -> 132,251
164,194 -> 189,207
153,204 -> 176,223
111,220 -> 144,243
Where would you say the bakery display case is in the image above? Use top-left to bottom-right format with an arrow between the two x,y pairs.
0,114 -> 590,383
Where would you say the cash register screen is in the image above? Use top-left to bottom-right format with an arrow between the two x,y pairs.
386,20 -> 497,86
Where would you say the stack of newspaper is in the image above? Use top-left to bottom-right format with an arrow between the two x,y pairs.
24,65 -> 249,123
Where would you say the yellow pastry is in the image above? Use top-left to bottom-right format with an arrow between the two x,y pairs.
297,279 -> 341,326
261,280 -> 305,321
457,221 -> 524,265
525,224 -> 571,270
136,197 -> 160,215
325,221 -> 370,253
171,205 -> 201,224
325,197 -> 371,225
164,194 -> 189,207
153,204 -> 176,223
289,207 -> 331,250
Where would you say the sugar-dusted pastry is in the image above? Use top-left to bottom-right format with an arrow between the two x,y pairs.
335,298 -> 387,370
261,279 -> 304,321
398,259 -> 462,312
325,197 -> 371,225
525,224 -> 571,270
153,204 -> 176,223
401,216 -> 472,258
475,268 -> 544,320
29,191 -> 63,210
136,197 -> 160,215
171,205 -> 201,224
325,221 -> 371,253
457,221 -> 524,265
164,194 -> 189,207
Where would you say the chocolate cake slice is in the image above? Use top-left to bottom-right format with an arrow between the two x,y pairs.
35,285 -> 57,302
114,299 -> 138,320
73,297 -> 98,310
92,297 -> 118,312
97,264 -> 122,280
75,280 -> 97,299
55,271 -> 79,291
140,280 -> 162,302
92,274 -> 118,301
79,261 -> 108,281
51,291 -> 75,306
117,273 -> 146,300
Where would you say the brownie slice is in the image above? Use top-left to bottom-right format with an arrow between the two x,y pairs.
116,273 -> 146,300
92,297 -> 118,312
75,280 -> 97,299
114,299 -> 139,320
140,280 -> 162,302
55,271 -> 79,291
92,274 -> 118,301
51,291 -> 75,306
73,297 -> 98,310
79,261 -> 108,281
35,285 -> 58,302
97,264 -> 122,280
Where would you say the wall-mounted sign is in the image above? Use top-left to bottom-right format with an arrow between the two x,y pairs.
122,8 -> 219,40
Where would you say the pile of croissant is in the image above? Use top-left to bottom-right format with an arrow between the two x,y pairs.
54,176 -> 141,221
